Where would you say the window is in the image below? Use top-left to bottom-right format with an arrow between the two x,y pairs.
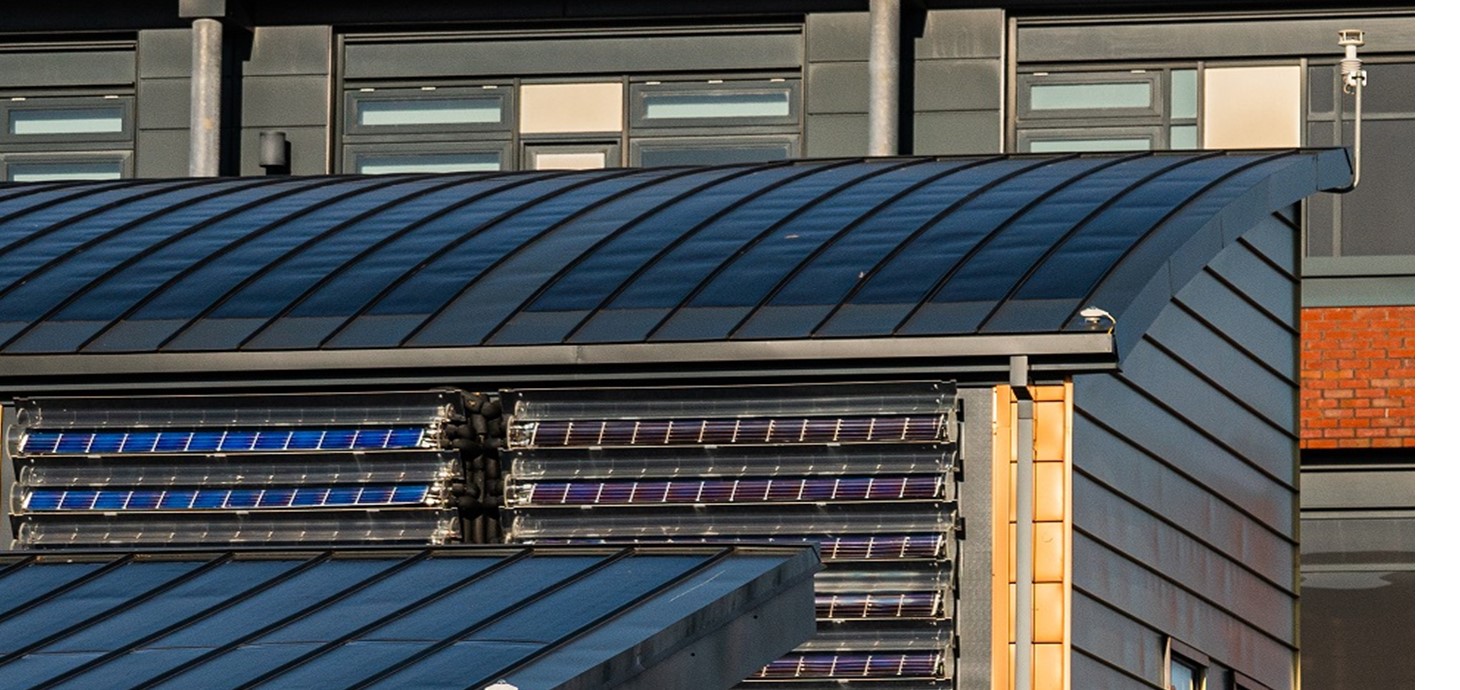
0,96 -> 134,182
1166,639 -> 1208,690
340,86 -> 513,175
1304,59 -> 1414,260
1016,69 -> 1197,151
336,76 -> 803,173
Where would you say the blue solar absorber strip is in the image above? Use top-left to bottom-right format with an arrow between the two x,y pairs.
520,476 -> 944,505
18,426 -> 430,455
816,592 -> 944,619
22,484 -> 433,511
529,534 -> 947,561
751,652 -> 945,680
515,414 -> 946,447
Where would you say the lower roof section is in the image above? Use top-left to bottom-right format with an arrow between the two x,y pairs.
0,544 -> 819,690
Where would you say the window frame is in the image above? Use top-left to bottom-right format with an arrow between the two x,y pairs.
1017,70 -> 1164,121
0,96 -> 134,146
523,141 -> 622,170
0,150 -> 133,183
341,141 -> 513,175
1166,638 -> 1209,690
1017,125 -> 1160,153
629,78 -> 802,130
342,86 -> 514,137
630,134 -> 800,168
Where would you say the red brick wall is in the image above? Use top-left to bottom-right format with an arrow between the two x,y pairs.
1300,306 -> 1415,449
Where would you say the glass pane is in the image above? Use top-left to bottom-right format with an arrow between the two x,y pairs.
1028,138 -> 1150,153
1300,569 -> 1414,689
1169,658 -> 1200,690
644,92 -> 791,119
1170,125 -> 1198,149
356,97 -> 502,127
1170,70 -> 1198,119
355,153 -> 501,174
8,161 -> 124,182
532,151 -> 607,170
639,143 -> 791,167
1029,82 -> 1150,110
10,107 -> 124,135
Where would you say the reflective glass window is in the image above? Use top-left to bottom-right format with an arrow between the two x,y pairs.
357,97 -> 503,127
7,160 -> 124,182
1029,81 -> 1151,110
355,152 -> 502,175
10,106 -> 125,135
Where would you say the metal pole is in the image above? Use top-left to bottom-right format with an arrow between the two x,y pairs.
189,17 -> 223,177
1010,355 -> 1034,690
867,0 -> 900,156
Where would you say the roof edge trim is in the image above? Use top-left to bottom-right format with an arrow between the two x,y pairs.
0,333 -> 1114,380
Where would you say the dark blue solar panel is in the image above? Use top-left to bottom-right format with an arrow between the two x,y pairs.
327,170 -> 660,349
0,562 -> 107,618
0,153 -> 1346,355
0,181 -> 281,327
425,167 -> 748,346
603,162 -> 883,310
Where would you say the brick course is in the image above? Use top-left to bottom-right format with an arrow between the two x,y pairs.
1300,306 -> 1415,449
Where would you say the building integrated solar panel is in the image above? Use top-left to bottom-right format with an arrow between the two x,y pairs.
0,152 -> 1350,371
0,545 -> 819,690
500,381 -> 958,686
6,390 -> 491,549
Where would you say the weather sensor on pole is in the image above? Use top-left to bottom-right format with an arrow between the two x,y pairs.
1333,30 -> 1367,191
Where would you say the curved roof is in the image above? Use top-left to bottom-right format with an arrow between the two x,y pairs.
0,151 -> 1348,377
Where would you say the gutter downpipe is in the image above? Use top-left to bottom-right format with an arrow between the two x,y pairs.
1010,355 -> 1034,690
189,17 -> 223,177
868,0 -> 900,156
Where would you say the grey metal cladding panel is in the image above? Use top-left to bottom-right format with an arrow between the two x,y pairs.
343,33 -> 802,80
0,562 -> 107,618
1074,535 -> 1295,690
135,130 -> 192,178
806,12 -> 869,62
1017,15 -> 1414,62
0,50 -> 135,89
1071,418 -> 1292,587
242,26 -> 333,77
1175,270 -> 1295,379
1241,213 -> 1297,278
1301,468 -> 1414,511
912,111 -> 1001,155
913,59 -> 1002,112
137,79 -> 192,130
916,9 -> 1003,60
241,76 -> 331,128
1071,648 -> 1163,690
1074,474 -> 1294,636
138,29 -> 194,79
1072,376 -> 1294,537
1209,233 -> 1297,318
1070,592 -> 1164,687
1146,305 -> 1295,425
806,62 -> 869,115
805,115 -> 869,157
1118,343 -> 1295,484
1302,275 -> 1415,307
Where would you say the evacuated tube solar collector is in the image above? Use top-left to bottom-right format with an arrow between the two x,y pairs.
7,389 -> 496,548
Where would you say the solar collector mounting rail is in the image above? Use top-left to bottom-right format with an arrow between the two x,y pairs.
6,390 -> 493,549
501,381 -> 959,687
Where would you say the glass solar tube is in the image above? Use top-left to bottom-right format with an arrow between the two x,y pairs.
512,415 -> 946,448
794,625 -> 952,652
815,592 -> 945,620
815,566 -> 950,594
13,390 -> 460,430
13,510 -> 459,548
516,533 -> 948,562
504,504 -> 956,540
506,444 -> 955,481
18,426 -> 431,455
510,475 -> 945,506
504,381 -> 955,423
20,484 -> 436,512
750,652 -> 945,680
15,451 -> 461,489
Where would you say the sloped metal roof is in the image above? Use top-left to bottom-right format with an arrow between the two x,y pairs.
0,545 -> 818,690
0,151 -> 1348,379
